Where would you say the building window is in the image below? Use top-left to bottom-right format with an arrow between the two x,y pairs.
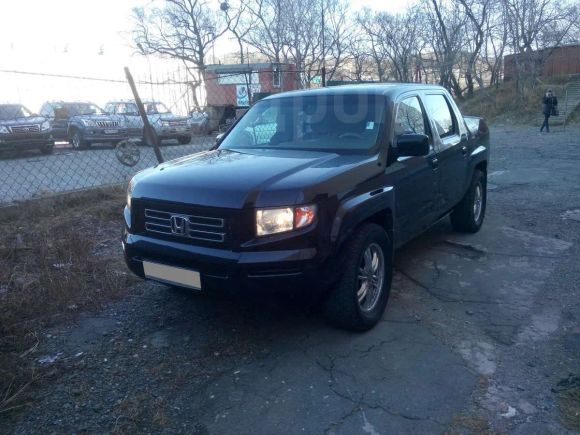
272,64 -> 281,87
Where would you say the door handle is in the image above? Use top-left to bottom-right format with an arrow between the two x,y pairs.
430,157 -> 439,169
461,145 -> 468,156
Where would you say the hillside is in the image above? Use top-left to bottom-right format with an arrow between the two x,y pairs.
458,81 -> 572,125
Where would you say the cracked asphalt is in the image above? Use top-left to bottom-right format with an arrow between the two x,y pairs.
4,124 -> 580,434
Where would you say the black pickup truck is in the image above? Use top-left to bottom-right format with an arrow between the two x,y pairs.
123,84 -> 489,331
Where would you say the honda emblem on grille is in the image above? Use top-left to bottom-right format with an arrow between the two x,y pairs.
170,215 -> 187,235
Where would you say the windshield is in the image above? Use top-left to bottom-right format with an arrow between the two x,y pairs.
60,103 -> 106,116
115,103 -> 139,115
144,102 -> 171,115
219,94 -> 385,152
0,104 -> 33,120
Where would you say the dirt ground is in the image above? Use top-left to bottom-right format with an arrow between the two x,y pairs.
2,124 -> 580,434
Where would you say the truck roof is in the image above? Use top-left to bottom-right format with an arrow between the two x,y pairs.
262,83 -> 448,100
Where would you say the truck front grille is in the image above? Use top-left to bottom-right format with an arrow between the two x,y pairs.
10,124 -> 40,134
96,121 -> 119,128
144,208 -> 225,243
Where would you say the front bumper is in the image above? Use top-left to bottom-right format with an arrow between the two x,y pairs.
123,231 -> 337,292
155,126 -> 191,140
0,132 -> 54,150
81,128 -> 129,143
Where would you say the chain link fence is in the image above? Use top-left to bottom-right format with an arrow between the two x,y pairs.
0,65 -> 300,205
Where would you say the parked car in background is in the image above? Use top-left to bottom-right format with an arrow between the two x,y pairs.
188,109 -> 210,135
39,101 -> 128,150
0,104 -> 54,154
123,84 -> 490,331
105,100 -> 192,145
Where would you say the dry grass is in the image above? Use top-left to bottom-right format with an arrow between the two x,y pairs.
459,82 -> 566,124
0,187 -> 138,414
555,375 -> 580,430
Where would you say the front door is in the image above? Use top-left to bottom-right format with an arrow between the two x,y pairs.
388,95 -> 440,246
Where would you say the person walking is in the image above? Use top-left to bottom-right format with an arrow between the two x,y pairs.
540,89 -> 558,133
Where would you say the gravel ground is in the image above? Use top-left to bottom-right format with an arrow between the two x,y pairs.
2,123 -> 580,434
0,137 -> 214,204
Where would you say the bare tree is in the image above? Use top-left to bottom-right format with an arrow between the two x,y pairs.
132,0 -> 228,105
220,0 -> 254,63
421,0 -> 468,97
481,0 -> 509,88
458,0 -> 490,95
133,0 -> 226,68
356,8 -> 391,81
242,0 -> 289,63
376,8 -> 425,82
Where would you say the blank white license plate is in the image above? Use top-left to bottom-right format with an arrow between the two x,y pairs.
104,129 -> 119,134
143,261 -> 202,290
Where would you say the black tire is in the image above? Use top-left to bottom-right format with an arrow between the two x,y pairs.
323,223 -> 393,332
450,169 -> 486,233
177,136 -> 192,145
39,144 -> 54,155
70,130 -> 88,150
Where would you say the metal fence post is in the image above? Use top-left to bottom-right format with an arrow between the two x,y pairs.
124,67 -> 164,164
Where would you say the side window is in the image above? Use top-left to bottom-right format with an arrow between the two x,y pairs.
54,105 -> 68,119
423,94 -> 456,138
40,104 -> 52,117
394,97 -> 426,137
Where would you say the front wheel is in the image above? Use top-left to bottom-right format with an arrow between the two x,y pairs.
450,169 -> 486,233
70,131 -> 88,150
323,223 -> 393,331
39,144 -> 54,155
177,136 -> 192,145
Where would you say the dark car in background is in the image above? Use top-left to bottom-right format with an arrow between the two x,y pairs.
0,104 -> 54,155
105,100 -> 192,145
39,101 -> 128,150
188,109 -> 210,135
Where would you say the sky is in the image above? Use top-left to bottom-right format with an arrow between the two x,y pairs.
0,0 -> 414,111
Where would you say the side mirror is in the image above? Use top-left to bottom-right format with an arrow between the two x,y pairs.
395,134 -> 430,157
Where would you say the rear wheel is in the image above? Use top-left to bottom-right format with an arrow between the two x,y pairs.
323,223 -> 393,331
450,169 -> 486,233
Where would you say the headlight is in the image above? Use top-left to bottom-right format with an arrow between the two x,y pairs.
127,179 -> 135,209
0,126 -> 9,134
40,121 -> 50,131
256,205 -> 317,236
80,119 -> 96,127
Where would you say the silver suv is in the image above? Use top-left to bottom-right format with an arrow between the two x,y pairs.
105,100 -> 192,145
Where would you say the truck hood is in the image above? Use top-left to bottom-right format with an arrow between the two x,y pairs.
0,116 -> 46,127
132,148 -> 382,209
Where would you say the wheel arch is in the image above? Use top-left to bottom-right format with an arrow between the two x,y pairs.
331,187 -> 395,250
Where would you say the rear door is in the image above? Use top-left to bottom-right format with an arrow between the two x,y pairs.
388,95 -> 440,245
40,103 -> 63,139
421,93 -> 469,213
